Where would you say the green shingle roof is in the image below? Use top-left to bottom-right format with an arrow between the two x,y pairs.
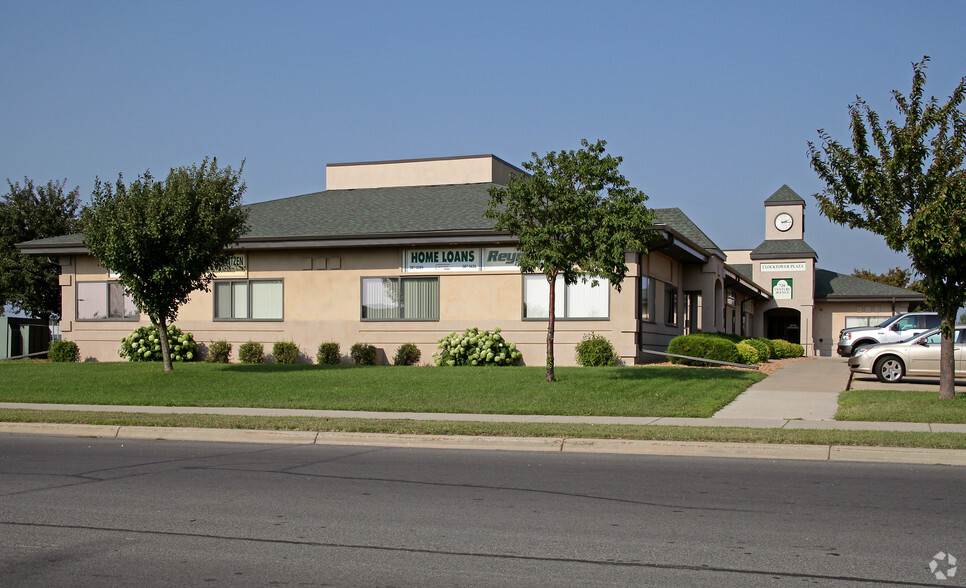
653,207 -> 721,251
764,184 -> 805,205
750,239 -> 817,259
815,268 -> 924,300
730,263 -> 754,282
241,183 -> 500,239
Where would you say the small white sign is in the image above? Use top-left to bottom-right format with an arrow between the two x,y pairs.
761,262 -> 806,272
213,253 -> 247,277
772,278 -> 793,300
403,248 -> 523,273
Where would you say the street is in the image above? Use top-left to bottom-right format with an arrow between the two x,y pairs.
1,434 -> 964,586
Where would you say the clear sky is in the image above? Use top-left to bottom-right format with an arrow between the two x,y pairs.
3,0 -> 964,276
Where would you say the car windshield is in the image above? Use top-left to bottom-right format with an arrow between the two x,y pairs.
876,316 -> 898,328
900,329 -> 935,344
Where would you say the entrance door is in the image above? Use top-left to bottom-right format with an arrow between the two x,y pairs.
765,309 -> 801,343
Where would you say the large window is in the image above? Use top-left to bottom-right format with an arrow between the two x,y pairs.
641,276 -> 655,322
362,277 -> 439,320
214,279 -> 283,320
523,274 -> 609,319
77,281 -> 138,320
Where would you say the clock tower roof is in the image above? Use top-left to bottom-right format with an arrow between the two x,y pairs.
764,184 -> 805,206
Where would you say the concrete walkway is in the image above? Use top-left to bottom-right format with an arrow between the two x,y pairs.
712,357 -> 847,421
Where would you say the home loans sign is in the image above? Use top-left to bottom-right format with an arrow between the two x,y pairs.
403,247 -> 522,273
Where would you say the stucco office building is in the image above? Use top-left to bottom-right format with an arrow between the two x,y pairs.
21,154 -> 923,364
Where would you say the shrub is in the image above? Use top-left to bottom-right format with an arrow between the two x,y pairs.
735,341 -> 760,365
205,340 -> 232,363
743,338 -> 770,362
239,341 -> 264,364
119,324 -> 199,362
350,342 -> 378,366
393,342 -> 421,366
770,339 -> 804,359
48,339 -> 79,362
755,337 -> 777,359
666,334 -> 740,366
574,333 -> 617,367
433,327 -> 522,366
273,341 -> 299,364
316,342 -> 341,365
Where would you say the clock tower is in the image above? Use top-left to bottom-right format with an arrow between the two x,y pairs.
764,185 -> 804,240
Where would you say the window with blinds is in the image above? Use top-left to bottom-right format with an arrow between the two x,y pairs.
214,279 -> 283,321
77,281 -> 138,320
522,274 -> 609,319
361,277 -> 439,321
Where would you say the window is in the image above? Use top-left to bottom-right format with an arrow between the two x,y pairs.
641,276 -> 655,322
665,283 -> 678,326
214,279 -> 283,320
523,274 -> 609,319
362,277 -> 438,320
77,281 -> 138,320
845,316 -> 887,329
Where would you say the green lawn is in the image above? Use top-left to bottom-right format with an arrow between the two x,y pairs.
0,362 -> 765,418
837,389 -> 966,423
2,409 -> 965,449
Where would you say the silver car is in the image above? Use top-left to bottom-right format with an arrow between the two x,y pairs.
848,326 -> 966,383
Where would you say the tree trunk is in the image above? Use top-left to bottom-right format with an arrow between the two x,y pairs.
152,316 -> 174,373
546,271 -> 557,382
939,315 -> 955,400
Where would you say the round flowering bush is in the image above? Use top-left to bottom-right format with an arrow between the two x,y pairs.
434,327 -> 522,366
119,324 -> 199,362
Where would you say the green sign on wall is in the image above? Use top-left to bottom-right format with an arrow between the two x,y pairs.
772,278 -> 793,300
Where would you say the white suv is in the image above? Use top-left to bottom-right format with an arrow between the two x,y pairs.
836,312 -> 940,356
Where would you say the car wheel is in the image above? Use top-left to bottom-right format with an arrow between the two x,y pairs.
874,356 -> 905,383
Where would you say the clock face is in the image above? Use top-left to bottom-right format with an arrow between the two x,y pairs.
775,212 -> 794,232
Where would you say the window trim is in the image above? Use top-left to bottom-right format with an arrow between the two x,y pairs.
360,276 -> 440,322
665,283 -> 678,327
76,280 -> 139,322
213,278 -> 284,322
521,273 -> 611,321
641,275 -> 656,323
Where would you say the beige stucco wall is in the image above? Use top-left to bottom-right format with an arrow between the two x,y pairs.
59,247 -> 641,367
325,155 -> 520,190
812,300 -> 911,356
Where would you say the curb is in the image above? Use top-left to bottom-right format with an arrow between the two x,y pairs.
3,422 -> 966,466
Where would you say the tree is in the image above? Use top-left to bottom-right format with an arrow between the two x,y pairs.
850,267 -> 912,289
485,139 -> 656,382
0,179 -> 80,321
809,57 -> 966,399
82,158 -> 249,372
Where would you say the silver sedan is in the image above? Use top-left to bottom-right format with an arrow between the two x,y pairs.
848,326 -> 966,383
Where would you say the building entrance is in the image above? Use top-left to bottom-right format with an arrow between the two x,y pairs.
765,308 -> 801,344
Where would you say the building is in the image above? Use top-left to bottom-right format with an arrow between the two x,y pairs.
19,154 -> 923,364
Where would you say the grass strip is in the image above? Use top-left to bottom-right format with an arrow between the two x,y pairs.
0,363 -> 764,418
3,409 -> 966,450
838,390 -> 966,423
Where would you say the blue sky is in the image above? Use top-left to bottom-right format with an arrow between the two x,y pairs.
3,0 -> 964,276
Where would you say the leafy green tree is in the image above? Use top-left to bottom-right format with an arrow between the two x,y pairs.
850,267 -> 912,289
0,178 -> 80,321
809,57 -> 966,399
82,158 -> 249,372
486,139 -> 656,381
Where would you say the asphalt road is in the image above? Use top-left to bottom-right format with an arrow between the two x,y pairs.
1,435 -> 964,586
